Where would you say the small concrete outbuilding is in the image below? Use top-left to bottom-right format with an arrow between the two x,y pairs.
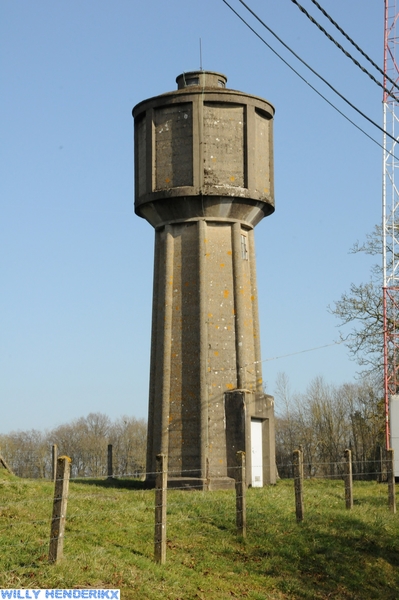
133,71 -> 276,490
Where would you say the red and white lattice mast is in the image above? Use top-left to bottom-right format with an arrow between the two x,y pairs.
382,0 -> 399,449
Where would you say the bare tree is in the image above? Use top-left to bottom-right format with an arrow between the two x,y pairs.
0,429 -> 50,478
340,381 -> 384,478
275,373 -> 306,477
109,416 -> 146,477
329,225 -> 386,383
49,413 -> 111,477
274,374 -> 384,479
1,412 -> 147,480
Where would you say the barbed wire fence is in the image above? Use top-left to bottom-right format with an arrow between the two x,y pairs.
0,448 -> 396,580
1,440 -> 391,482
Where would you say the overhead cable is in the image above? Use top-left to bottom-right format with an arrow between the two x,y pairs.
289,0 -> 399,101
209,340 -> 344,374
261,340 -> 344,364
221,0 -> 399,159
233,0 -> 398,146
309,0 -> 399,95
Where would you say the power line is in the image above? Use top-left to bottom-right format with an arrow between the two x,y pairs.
221,0 -> 399,159
235,0 -> 397,145
209,340 -> 344,374
289,0 -> 399,101
261,340 -> 343,364
309,0 -> 399,95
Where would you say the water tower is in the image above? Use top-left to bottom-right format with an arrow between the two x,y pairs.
133,71 -> 276,489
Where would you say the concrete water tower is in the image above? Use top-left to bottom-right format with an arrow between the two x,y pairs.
133,71 -> 276,489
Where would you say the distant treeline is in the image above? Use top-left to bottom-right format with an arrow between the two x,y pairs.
0,376 -> 385,481
0,413 -> 146,479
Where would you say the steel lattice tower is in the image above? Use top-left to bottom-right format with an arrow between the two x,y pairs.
383,0 -> 399,449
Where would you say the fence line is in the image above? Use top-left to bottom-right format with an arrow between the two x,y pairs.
2,460 -> 393,482
3,432 -> 394,481
0,460 -> 397,577
45,450 -> 395,564
1,464 -> 396,486
6,474 -> 387,532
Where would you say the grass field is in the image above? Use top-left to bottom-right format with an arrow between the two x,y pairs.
0,469 -> 398,599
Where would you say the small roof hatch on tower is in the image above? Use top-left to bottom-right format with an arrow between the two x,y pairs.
176,71 -> 227,89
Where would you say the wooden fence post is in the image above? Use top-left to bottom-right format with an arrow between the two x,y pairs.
377,445 -> 383,483
51,444 -> 58,481
49,455 -> 71,563
293,449 -> 304,522
344,449 -> 353,509
378,445 -> 388,483
235,451 -> 246,538
0,453 -> 14,475
387,448 -> 396,514
298,444 -> 304,479
107,444 -> 113,479
154,453 -> 167,564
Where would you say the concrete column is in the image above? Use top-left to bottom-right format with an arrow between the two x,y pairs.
146,231 -> 161,477
248,228 -> 263,393
232,222 -> 247,389
199,219 -> 209,480
160,225 -> 174,456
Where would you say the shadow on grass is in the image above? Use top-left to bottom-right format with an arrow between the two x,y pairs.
244,508 -> 399,599
70,477 -> 152,490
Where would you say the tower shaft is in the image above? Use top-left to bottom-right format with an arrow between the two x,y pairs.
146,219 -> 274,487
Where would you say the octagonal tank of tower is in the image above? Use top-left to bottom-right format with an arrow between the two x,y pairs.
133,70 -> 275,229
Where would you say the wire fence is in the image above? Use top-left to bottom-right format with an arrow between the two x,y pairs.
0,448 -> 397,580
2,440 -> 390,483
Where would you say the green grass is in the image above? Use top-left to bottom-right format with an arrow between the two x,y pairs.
1,469 -> 398,599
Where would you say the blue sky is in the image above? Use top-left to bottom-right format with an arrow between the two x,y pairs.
1,0 -> 383,433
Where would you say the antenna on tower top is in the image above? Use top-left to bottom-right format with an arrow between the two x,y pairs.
199,38 -> 203,71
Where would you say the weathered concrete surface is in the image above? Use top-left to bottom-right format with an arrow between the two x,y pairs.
133,71 -> 275,228
133,71 -> 276,489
